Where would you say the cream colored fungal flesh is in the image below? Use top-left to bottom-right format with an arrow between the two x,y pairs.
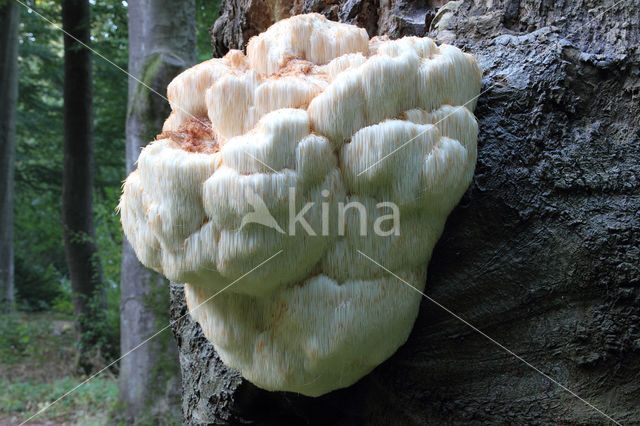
119,13 -> 482,397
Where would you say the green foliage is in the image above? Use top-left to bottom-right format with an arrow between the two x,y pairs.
15,0 -> 126,342
51,277 -> 74,314
15,0 -> 217,307
0,376 -> 118,424
0,311 -> 74,368
14,0 -> 126,364
15,0 -> 66,311
196,0 -> 221,61
14,261 -> 65,311
0,313 -> 36,363
0,311 -> 117,423
9,1 -> 221,421
79,280 -> 121,362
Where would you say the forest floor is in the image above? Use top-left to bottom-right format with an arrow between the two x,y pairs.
0,312 -> 118,425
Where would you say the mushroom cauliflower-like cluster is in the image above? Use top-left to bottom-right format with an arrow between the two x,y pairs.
120,13 -> 482,396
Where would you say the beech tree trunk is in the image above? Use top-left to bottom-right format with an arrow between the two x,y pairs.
170,1 -> 640,424
61,0 -> 105,351
118,0 -> 196,422
0,0 -> 19,311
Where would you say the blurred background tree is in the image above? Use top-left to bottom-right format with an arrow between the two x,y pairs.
0,0 -> 19,312
1,0 -> 220,423
117,0 -> 195,422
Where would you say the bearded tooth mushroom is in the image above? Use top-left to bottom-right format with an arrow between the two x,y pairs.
119,12 -> 482,397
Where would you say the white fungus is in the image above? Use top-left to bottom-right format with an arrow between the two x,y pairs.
119,13 -> 482,396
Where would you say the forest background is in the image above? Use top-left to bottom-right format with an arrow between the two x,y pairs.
1,0 -> 219,424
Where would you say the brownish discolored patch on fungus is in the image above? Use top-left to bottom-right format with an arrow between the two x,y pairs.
158,117 -> 219,154
270,59 -> 316,78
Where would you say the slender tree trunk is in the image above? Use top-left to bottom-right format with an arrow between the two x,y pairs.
118,0 -> 195,421
61,0 -> 104,351
0,0 -> 19,312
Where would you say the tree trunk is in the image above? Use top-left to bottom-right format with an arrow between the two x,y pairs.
118,0 -> 196,422
61,0 -> 105,352
170,1 -> 640,424
0,0 -> 19,311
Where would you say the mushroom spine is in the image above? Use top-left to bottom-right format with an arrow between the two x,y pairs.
119,13 -> 482,397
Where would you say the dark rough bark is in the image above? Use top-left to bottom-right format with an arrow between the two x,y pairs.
210,0 -> 383,57
0,0 -> 19,311
172,0 -> 640,424
61,0 -> 105,347
118,0 -> 196,422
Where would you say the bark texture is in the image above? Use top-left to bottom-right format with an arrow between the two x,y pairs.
118,0 -> 196,422
0,0 -> 19,310
61,0 -> 105,346
172,1 -> 640,424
